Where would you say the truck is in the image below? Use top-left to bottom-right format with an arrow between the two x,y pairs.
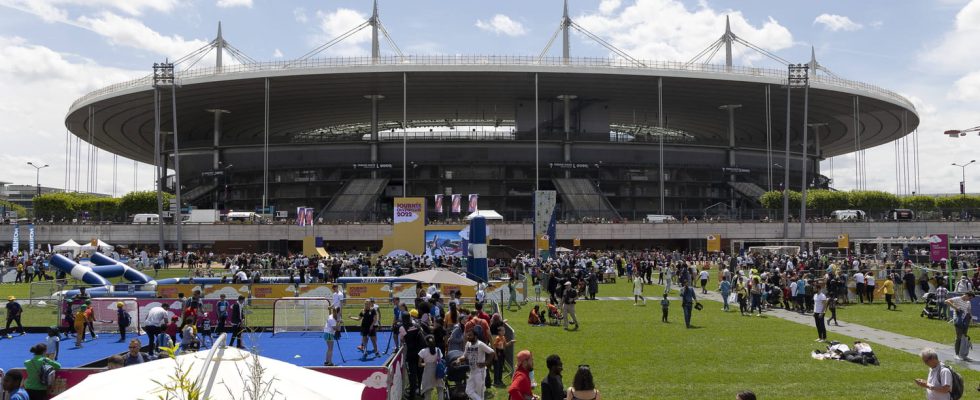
182,209 -> 220,224
132,214 -> 159,224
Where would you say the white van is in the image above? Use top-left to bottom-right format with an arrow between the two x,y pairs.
831,210 -> 866,221
223,211 -> 257,224
132,213 -> 160,224
646,214 -> 678,223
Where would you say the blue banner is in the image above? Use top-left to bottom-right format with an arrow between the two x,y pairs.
28,224 -> 35,255
11,223 -> 19,253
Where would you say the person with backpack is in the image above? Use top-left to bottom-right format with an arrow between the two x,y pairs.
418,334 -> 444,400
23,343 -> 60,400
916,347 -> 961,400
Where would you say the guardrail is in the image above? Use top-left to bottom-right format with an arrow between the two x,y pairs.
69,55 -> 915,112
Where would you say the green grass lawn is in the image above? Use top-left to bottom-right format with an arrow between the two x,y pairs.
832,301 -> 955,345
492,279 -> 980,400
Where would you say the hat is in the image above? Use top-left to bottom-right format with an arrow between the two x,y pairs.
80,304 -> 88,310
517,350 -> 532,364
116,302 -> 125,308
7,296 -> 14,301
409,309 -> 419,318
564,281 -> 571,286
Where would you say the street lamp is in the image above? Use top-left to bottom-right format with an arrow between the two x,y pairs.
952,160 -> 976,194
27,162 -> 49,197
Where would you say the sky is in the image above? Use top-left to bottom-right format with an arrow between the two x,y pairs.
0,0 -> 979,197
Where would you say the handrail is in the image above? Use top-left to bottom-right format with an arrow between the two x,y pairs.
69,55 -> 915,112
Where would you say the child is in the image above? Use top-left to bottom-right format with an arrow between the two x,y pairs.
827,296 -> 839,326
45,327 -> 61,360
179,316 -> 198,354
491,326 -> 516,388
116,302 -> 130,342
83,301 -> 97,340
198,313 -> 213,348
73,305 -> 88,348
660,294 -> 670,323
165,316 -> 179,346
527,305 -> 544,326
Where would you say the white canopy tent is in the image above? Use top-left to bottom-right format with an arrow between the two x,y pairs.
465,209 -> 503,221
53,345 -> 365,400
400,268 -> 478,286
79,239 -> 113,253
52,239 -> 82,253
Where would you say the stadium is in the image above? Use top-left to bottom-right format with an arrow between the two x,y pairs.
63,2 -> 919,223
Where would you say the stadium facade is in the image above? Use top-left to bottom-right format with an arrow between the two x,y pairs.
64,3 -> 919,223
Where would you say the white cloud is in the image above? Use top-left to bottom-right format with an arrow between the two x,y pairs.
475,14 -> 527,37
598,0 -> 621,14
0,0 -> 180,18
575,0 -> 793,65
813,14 -> 863,32
216,0 -> 251,8
293,7 -> 308,23
272,48 -> 283,58
77,11 -> 211,61
951,70 -> 980,101
921,0 -> 980,74
310,8 -> 371,57
0,36 -> 153,195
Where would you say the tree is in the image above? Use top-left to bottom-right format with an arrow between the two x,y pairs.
0,200 -> 27,218
805,189 -> 849,214
936,195 -> 980,211
120,191 -> 172,215
900,195 -> 937,211
759,190 -> 800,212
848,190 -> 899,212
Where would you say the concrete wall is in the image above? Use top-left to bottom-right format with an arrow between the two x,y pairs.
2,222 -> 979,245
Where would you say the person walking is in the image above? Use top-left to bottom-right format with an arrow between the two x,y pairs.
463,328 -> 495,400
955,275 -> 973,293
418,335 -> 445,400
879,274 -> 897,311
680,281 -> 697,329
4,296 -> 24,338
904,268 -> 918,303
632,272 -> 646,306
827,295 -> 840,326
915,348 -> 952,400
812,285 -> 829,342
853,270 -> 866,303
718,276 -> 732,312
507,350 -> 535,400
561,282 -> 579,331
865,271 -> 876,304
945,291 -> 975,361
23,343 -> 60,400
541,354 -> 564,400
698,268 -> 710,295
229,295 -> 246,349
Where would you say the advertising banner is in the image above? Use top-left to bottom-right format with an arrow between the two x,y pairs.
451,194 -> 462,213
434,194 -> 443,214
706,234 -> 721,253
468,194 -> 479,213
929,234 -> 949,262
394,198 -> 423,224
424,230 -> 464,257
12,223 -> 19,253
345,283 -> 389,300
28,224 -> 35,255
837,234 -> 849,249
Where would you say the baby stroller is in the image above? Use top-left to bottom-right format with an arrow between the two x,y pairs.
546,303 -> 564,326
443,350 -> 471,400
921,293 -> 942,319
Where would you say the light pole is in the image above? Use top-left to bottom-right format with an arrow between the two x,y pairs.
952,160 -> 975,195
784,64 -> 809,239
27,162 -> 49,197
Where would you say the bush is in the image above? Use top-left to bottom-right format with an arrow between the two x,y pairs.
120,191 -> 173,215
805,189 -> 849,213
0,200 -> 27,218
936,195 -> 980,211
759,190 -> 800,211
848,190 -> 900,211
900,195 -> 937,211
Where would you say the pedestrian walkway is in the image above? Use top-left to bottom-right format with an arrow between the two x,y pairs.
678,285 -> 980,371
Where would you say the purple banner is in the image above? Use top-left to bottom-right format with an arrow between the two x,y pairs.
929,234 -> 949,262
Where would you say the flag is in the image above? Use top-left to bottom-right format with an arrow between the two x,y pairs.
28,224 -> 35,255
297,207 -> 306,226
434,195 -> 443,213
451,194 -> 462,213
468,194 -> 479,213
305,208 -> 315,226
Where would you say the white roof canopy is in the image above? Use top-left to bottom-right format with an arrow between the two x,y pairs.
465,209 -> 503,221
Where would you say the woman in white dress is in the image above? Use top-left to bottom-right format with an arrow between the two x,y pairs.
418,334 -> 445,400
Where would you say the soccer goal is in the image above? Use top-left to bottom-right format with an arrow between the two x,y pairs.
272,297 -> 331,335
86,297 -> 140,334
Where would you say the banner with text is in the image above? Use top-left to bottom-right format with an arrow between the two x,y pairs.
929,234 -> 949,262
28,224 -> 35,255
12,223 -> 19,253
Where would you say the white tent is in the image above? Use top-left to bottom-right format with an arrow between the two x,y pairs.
555,247 -> 574,253
52,239 -> 82,253
53,345 -> 365,400
465,209 -> 503,221
79,240 -> 113,253
401,268 -> 478,286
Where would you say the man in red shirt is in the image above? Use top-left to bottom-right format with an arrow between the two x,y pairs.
508,350 -> 537,400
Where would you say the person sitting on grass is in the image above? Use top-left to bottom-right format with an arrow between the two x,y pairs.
528,305 -> 545,326
736,391 -> 756,400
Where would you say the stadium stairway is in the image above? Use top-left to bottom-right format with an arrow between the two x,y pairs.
553,178 -> 621,220
317,178 -> 389,222
728,181 -> 767,204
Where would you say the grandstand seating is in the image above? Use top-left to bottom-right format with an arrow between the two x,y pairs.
553,178 -> 620,220
318,178 -> 389,221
